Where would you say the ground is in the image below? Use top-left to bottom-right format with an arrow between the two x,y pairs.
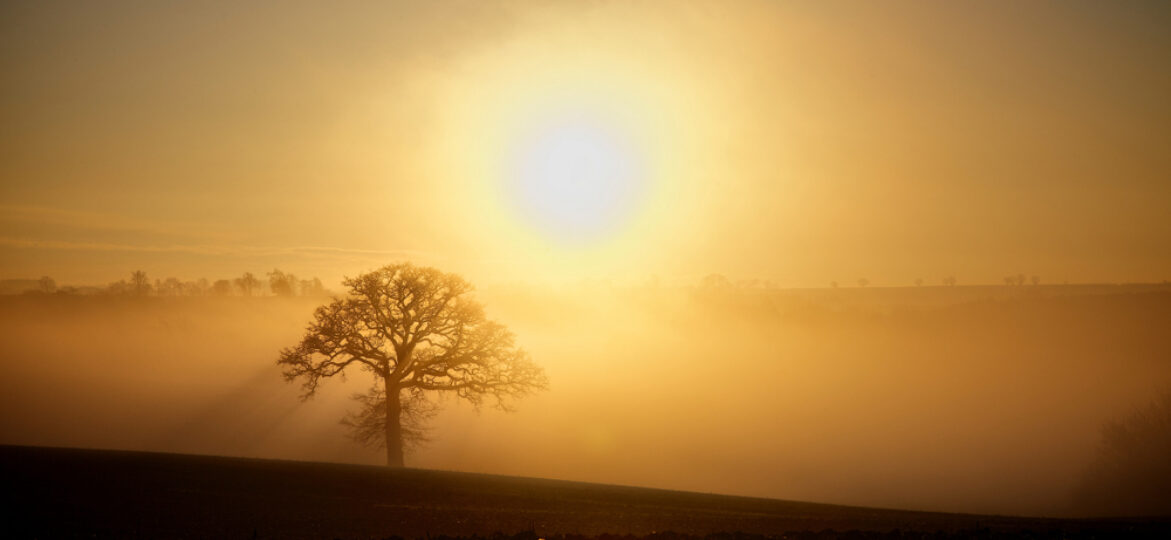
2,445 -> 1168,539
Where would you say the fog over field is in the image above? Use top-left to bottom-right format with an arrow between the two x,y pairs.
3,1 -> 1171,526
3,284 -> 1167,517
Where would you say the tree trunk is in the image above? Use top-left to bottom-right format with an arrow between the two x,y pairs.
384,378 -> 404,468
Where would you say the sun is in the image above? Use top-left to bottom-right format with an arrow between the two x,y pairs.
428,37 -> 702,265
508,113 -> 644,244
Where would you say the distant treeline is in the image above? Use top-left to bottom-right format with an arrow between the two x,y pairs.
11,270 -> 328,297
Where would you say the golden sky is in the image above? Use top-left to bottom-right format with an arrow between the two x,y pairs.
2,1 -> 1169,287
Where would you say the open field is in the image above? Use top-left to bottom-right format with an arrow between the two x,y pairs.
2,287 -> 1171,517
3,445 -> 1168,539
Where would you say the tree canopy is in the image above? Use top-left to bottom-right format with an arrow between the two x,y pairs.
278,263 -> 547,466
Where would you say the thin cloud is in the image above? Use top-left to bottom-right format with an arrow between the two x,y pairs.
0,206 -> 438,268
0,237 -> 428,262
0,204 -> 214,238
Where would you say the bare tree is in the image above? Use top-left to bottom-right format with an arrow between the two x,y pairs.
857,278 -> 869,288
131,270 -> 151,296
234,272 -> 260,296
278,263 -> 547,467
268,269 -> 297,297
914,278 -> 923,287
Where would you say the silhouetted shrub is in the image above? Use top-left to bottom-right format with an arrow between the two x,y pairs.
1072,388 -> 1171,516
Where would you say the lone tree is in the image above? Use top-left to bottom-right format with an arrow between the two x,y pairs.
278,263 -> 547,467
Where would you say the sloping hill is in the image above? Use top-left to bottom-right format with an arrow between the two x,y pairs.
1,445 -> 1164,539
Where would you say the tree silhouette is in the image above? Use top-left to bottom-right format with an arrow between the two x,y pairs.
234,272 -> 260,296
299,277 -> 325,296
857,278 -> 869,288
158,277 -> 183,296
278,263 -> 547,467
1072,389 -> 1171,516
340,383 -> 439,451
211,279 -> 232,296
267,269 -> 297,297
131,270 -> 150,296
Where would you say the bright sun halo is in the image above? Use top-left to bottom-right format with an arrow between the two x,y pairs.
510,116 -> 643,244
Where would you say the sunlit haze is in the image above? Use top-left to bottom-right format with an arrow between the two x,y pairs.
4,1 -> 1167,286
510,113 -> 643,244
2,0 -> 1170,524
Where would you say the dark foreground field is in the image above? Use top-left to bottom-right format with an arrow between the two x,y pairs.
1,446 -> 1166,539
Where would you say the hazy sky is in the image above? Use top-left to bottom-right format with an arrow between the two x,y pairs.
3,2 -> 1171,517
2,1 -> 1170,287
